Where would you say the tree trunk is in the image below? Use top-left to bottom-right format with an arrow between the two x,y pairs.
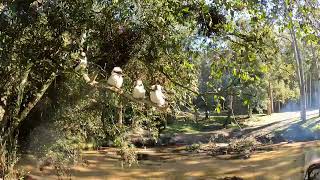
306,75 -> 309,108
289,27 -> 307,121
16,73 -> 57,125
286,2 -> 307,121
310,44 -> 320,116
248,105 -> 252,118
309,73 -> 312,108
117,97 -> 123,125
224,95 -> 233,127
278,101 -> 281,113
318,80 -> 320,116
313,51 -> 320,116
267,81 -> 273,115
2,72 -> 57,143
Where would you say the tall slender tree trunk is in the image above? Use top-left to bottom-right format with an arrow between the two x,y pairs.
318,79 -> 320,116
316,61 -> 320,116
224,95 -> 233,127
309,73 -> 312,108
267,81 -> 273,115
289,28 -> 307,121
117,97 -> 123,125
311,45 -> 320,116
306,75 -> 309,108
285,1 -> 307,121
318,75 -> 320,116
248,105 -> 252,118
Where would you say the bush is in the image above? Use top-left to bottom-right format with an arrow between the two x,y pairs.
115,138 -> 137,167
228,136 -> 258,154
0,137 -> 25,179
186,143 -> 201,152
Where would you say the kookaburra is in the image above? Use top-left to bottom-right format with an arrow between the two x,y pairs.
107,67 -> 123,89
74,52 -> 87,72
150,84 -> 166,107
133,80 -> 146,99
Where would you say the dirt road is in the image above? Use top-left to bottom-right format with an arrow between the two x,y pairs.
19,110 -> 320,179
20,141 -> 320,180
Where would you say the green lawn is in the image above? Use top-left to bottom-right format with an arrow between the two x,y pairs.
163,116 -> 231,134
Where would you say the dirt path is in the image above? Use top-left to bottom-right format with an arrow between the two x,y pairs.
168,110 -> 320,145
19,141 -> 320,180
19,110 -> 320,179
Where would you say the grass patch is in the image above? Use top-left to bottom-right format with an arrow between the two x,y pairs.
311,124 -> 320,133
163,116 -> 229,134
301,116 -> 320,128
163,115 -> 251,135
164,121 -> 203,134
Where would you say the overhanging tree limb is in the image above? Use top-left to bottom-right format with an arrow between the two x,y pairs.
15,72 -> 57,126
104,86 -> 170,112
14,64 -> 33,117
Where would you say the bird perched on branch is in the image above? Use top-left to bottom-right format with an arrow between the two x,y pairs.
74,52 -> 87,72
107,67 -> 123,89
133,80 -> 146,99
150,85 -> 166,107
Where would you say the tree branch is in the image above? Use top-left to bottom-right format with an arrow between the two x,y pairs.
104,86 -> 170,112
14,64 -> 33,117
158,67 -> 200,95
15,72 -> 57,126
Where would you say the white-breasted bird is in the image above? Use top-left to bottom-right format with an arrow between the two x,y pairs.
150,84 -> 166,107
74,52 -> 87,72
107,67 -> 123,89
133,80 -> 146,99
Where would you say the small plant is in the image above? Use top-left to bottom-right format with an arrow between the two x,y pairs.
0,136 -> 26,180
228,136 -> 258,155
117,143 -> 137,167
114,135 -> 138,167
186,143 -> 201,152
312,124 -> 320,133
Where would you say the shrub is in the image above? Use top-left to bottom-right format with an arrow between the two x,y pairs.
228,136 -> 258,154
186,143 -> 201,152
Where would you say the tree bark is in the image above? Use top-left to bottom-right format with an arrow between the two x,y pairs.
267,81 -> 273,115
224,95 -> 233,127
311,45 -> 320,116
248,105 -> 252,118
309,73 -> 312,108
1,72 -> 57,141
306,75 -> 309,108
289,27 -> 307,121
117,97 -> 123,125
16,72 -> 57,126
285,1 -> 307,121
316,60 -> 320,116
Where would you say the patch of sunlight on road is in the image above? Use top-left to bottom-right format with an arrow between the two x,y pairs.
184,171 -> 206,176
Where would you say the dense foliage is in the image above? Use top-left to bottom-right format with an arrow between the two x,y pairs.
0,0 -> 320,178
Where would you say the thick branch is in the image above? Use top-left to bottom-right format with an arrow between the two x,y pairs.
15,72 -> 57,125
104,86 -> 170,112
158,67 -> 199,95
14,64 -> 33,117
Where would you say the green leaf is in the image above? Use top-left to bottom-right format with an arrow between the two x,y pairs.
215,104 -> 221,113
182,7 -> 189,13
243,99 -> 250,105
232,68 -> 237,76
